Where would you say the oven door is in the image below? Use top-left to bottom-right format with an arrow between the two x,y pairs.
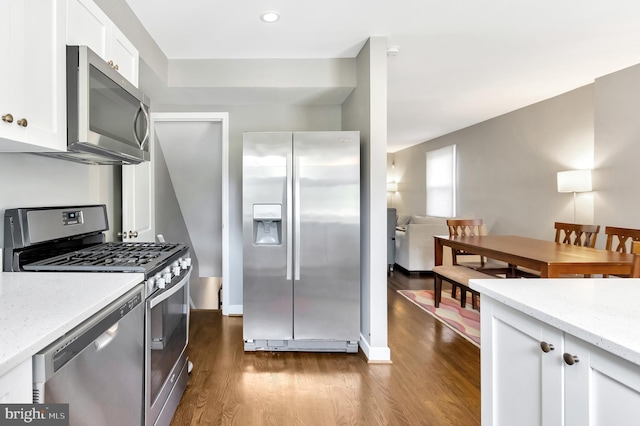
145,269 -> 191,426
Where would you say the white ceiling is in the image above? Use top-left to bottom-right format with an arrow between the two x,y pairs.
125,0 -> 640,152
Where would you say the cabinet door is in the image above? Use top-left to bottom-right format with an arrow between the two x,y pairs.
108,25 -> 139,87
67,0 -> 139,87
564,334 -> 640,425
122,130 -> 154,242
0,0 -> 16,139
0,359 -> 32,403
0,0 -> 65,151
66,0 -> 109,58
482,299 -> 564,426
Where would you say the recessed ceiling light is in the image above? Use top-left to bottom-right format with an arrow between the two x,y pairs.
260,11 -> 280,23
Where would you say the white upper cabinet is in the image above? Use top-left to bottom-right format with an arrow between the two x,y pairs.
66,0 -> 139,86
109,26 -> 139,87
0,0 -> 66,152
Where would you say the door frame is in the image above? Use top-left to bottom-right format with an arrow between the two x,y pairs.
151,112 -> 229,314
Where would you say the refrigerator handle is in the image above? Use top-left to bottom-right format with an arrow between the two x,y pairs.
286,153 -> 293,280
294,156 -> 301,281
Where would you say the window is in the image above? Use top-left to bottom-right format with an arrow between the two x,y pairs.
426,145 -> 456,217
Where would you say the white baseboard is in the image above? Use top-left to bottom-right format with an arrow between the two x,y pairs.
224,304 -> 243,316
359,333 -> 392,363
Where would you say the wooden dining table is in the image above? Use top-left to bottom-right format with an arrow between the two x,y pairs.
434,235 -> 634,278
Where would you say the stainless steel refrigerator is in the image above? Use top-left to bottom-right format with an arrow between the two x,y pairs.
242,131 -> 360,352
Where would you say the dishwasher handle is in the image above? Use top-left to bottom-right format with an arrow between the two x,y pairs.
94,323 -> 119,350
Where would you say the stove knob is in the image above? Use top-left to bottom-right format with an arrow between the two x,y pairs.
163,272 -> 172,284
180,260 -> 188,270
185,257 -> 192,267
157,276 -> 166,289
173,266 -> 181,276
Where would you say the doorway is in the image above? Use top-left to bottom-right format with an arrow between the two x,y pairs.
151,112 -> 229,310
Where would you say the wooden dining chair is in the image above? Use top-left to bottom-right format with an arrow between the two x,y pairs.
446,219 -> 509,298
605,226 -> 640,253
630,241 -> 640,278
604,226 -> 640,277
554,222 -> 600,248
553,222 -> 600,278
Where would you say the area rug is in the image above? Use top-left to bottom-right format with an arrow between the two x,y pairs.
397,289 -> 480,347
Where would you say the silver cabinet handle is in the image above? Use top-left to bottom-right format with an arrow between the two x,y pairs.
563,353 -> 579,365
2,113 -> 13,123
540,342 -> 555,353
16,118 -> 27,127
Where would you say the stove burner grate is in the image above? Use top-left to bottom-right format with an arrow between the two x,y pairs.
22,242 -> 187,273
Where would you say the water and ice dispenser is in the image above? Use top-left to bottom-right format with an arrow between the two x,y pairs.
253,204 -> 282,245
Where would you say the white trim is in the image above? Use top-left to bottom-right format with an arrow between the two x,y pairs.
150,112 -> 230,315
359,333 -> 391,362
226,304 -> 243,316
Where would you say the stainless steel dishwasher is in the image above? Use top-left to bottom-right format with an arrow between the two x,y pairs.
33,285 -> 145,426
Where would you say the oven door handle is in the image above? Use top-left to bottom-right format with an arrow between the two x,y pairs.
149,270 -> 191,309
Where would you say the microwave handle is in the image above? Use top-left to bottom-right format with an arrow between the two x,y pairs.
133,102 -> 150,150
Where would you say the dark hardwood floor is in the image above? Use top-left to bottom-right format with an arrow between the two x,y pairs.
171,270 -> 480,425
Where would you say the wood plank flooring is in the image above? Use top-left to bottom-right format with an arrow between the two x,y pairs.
171,270 -> 480,425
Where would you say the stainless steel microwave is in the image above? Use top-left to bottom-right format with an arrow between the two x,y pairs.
42,45 -> 150,165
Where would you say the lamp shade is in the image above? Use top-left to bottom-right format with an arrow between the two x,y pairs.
387,182 -> 398,192
557,170 -> 592,193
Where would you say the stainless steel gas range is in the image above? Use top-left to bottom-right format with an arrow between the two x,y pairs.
4,204 -> 192,426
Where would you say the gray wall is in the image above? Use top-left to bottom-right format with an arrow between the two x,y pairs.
154,120 -> 222,279
389,85 -> 595,240
154,142 -> 195,255
594,63 -> 640,244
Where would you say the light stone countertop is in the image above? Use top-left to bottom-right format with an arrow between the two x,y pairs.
470,278 -> 640,366
0,272 -> 144,377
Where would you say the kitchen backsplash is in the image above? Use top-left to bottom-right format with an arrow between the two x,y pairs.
0,153 -> 119,246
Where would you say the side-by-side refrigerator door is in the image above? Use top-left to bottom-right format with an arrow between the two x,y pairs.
293,131 -> 360,341
242,132 -> 293,341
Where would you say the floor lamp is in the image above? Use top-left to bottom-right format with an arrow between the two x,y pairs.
557,170 -> 592,223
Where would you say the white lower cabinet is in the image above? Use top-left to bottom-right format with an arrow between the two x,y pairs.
563,333 -> 640,425
482,298 -> 640,425
0,358 -> 32,403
